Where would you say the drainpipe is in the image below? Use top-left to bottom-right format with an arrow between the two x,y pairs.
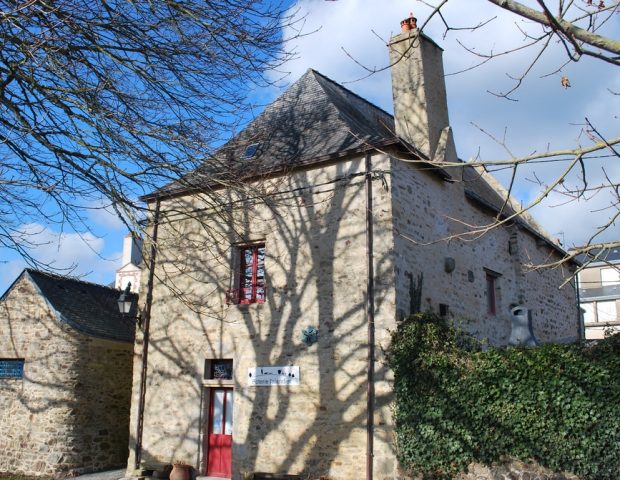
575,273 -> 584,340
135,198 -> 161,470
365,153 -> 375,480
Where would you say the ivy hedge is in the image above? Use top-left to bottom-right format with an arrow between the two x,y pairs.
386,312 -> 620,479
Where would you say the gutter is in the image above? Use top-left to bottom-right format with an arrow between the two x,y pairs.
135,198 -> 161,470
139,139 -> 449,204
365,152 -> 375,480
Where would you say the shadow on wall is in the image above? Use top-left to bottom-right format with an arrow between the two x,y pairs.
129,95 -> 396,479
0,280 -> 134,477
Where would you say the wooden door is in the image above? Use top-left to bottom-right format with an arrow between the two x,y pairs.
206,388 -> 233,478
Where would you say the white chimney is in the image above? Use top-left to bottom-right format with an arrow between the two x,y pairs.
116,233 -> 143,293
389,14 -> 457,164
122,234 -> 143,267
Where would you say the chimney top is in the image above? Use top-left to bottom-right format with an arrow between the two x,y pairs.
400,12 -> 417,32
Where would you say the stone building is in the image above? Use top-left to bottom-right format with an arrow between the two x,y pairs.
127,15 -> 579,480
0,269 -> 136,477
577,246 -> 620,339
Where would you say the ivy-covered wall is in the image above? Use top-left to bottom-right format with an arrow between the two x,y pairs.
387,313 -> 620,480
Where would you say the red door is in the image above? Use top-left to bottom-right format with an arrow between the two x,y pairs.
206,388 -> 233,478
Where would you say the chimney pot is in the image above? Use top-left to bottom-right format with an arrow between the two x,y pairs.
400,12 -> 417,32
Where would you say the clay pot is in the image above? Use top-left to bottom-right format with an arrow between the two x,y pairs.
169,464 -> 190,480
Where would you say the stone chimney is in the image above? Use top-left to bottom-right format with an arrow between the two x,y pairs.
389,13 -> 457,163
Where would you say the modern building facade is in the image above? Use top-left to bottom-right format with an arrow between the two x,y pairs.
578,246 -> 620,339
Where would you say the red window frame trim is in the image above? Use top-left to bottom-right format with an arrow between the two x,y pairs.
230,243 -> 265,305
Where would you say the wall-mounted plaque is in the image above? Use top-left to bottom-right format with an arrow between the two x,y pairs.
248,366 -> 300,386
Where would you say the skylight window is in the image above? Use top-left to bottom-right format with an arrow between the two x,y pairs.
243,143 -> 260,158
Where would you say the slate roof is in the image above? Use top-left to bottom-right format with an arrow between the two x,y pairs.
576,246 -> 620,265
2,269 -> 137,343
461,165 -> 557,247
146,69 -> 400,199
143,68 -> 566,257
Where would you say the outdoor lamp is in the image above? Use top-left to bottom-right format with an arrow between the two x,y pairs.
117,282 -> 134,315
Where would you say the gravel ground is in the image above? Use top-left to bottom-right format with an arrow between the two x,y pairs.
74,469 -> 126,480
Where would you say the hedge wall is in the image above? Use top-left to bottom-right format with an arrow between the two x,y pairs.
387,312 -> 620,480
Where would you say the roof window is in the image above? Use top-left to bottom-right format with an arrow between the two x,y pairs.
243,143 -> 260,159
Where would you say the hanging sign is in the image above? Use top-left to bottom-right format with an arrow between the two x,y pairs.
248,366 -> 300,386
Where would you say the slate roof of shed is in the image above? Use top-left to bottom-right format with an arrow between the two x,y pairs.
145,68 -> 565,256
2,269 -> 137,343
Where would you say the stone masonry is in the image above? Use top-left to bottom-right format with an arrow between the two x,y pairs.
0,274 -> 134,477
127,17 -> 578,480
127,149 -> 577,480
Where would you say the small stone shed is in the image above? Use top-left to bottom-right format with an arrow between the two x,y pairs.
0,269 -> 137,477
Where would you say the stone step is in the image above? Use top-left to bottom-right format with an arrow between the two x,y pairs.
253,474 -> 301,480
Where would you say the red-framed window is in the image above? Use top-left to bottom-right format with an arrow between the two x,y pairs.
230,244 -> 265,304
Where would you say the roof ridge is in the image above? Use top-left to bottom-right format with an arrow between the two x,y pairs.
25,268 -> 123,293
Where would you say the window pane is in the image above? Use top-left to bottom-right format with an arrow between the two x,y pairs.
601,268 -> 620,286
224,391 -> 233,435
211,390 -> 224,434
211,360 -> 233,380
486,274 -> 496,315
236,244 -> 266,304
582,303 -> 596,323
597,301 -> 617,323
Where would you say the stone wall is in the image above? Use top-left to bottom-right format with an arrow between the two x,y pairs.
0,274 -> 134,477
454,459 -> 580,480
127,153 -> 399,480
129,149 -> 578,480
390,156 -> 578,346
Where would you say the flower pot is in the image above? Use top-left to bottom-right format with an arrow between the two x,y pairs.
170,464 -> 190,480
400,14 -> 417,32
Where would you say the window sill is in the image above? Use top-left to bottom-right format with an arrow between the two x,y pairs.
584,320 -> 620,327
230,302 -> 265,309
202,379 -> 234,387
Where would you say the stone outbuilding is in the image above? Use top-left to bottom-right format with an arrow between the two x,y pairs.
0,269 -> 137,477
127,15 -> 580,480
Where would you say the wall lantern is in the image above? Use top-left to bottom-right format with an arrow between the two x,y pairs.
301,326 -> 318,347
117,282 -> 133,314
117,282 -> 141,327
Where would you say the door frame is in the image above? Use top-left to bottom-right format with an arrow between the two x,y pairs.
201,386 -> 234,478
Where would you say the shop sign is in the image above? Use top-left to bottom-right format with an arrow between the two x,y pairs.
248,365 -> 300,386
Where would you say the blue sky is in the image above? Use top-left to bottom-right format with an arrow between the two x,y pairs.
1,0 -> 618,294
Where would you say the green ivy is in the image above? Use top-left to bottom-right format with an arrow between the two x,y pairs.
386,312 -> 620,480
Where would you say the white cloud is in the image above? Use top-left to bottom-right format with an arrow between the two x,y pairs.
531,189 -> 619,248
87,202 -> 127,232
0,224 -> 121,294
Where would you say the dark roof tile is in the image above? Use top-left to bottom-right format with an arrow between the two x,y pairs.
24,269 -> 136,343
149,69 -> 397,198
